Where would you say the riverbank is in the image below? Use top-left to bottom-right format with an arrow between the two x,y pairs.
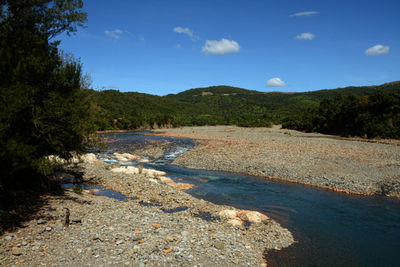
0,160 -> 293,266
151,126 -> 400,198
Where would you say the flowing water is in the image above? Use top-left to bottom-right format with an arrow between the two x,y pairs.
98,132 -> 400,267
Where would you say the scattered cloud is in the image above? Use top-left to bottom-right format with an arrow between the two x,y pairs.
290,10 -> 319,17
202,38 -> 240,56
365,44 -> 390,56
174,44 -> 182,49
104,29 -> 123,39
173,26 -> 199,41
266,78 -> 286,87
296,32 -> 315,40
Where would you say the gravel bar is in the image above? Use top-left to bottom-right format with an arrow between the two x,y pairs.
152,125 -> 400,198
0,161 -> 293,266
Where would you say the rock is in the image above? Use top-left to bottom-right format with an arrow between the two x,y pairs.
132,234 -> 144,242
89,189 -> 100,194
12,247 -> 22,256
227,218 -> 243,226
72,219 -> 82,224
116,240 -> 124,245
166,236 -> 175,242
237,211 -> 269,223
37,219 -> 47,225
169,182 -> 197,191
21,241 -> 28,246
112,166 -> 139,175
55,222 -> 64,231
45,227 -> 52,232
142,169 -> 166,177
214,242 -> 225,250
113,153 -> 140,162
4,235 -> 13,241
163,248 -> 173,253
219,210 -> 238,219
159,177 -> 174,183
139,159 -> 150,163
152,224 -> 161,229
80,153 -> 98,163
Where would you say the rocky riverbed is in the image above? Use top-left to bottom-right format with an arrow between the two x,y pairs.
0,159 -> 293,266
151,126 -> 400,198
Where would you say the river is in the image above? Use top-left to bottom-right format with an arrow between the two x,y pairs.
97,132 -> 400,267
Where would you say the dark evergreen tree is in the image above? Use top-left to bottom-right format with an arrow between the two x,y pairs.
0,0 -> 93,203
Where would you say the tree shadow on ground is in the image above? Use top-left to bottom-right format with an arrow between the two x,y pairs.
0,166 -> 92,235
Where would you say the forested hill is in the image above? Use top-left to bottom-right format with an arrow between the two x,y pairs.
91,81 -> 400,131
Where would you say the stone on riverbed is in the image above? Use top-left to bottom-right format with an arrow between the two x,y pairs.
227,218 -> 243,226
219,209 -> 269,223
218,210 -> 238,219
111,166 -> 166,177
113,152 -> 140,162
237,210 -> 269,223
157,176 -> 196,190
48,153 -> 98,164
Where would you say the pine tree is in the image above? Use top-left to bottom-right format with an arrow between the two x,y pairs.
0,0 -> 94,201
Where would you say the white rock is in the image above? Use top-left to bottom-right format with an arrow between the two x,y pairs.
111,166 -> 139,174
113,153 -> 140,162
218,210 -> 238,219
80,153 -> 97,163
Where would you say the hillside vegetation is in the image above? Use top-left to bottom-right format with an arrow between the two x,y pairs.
91,82 -> 400,138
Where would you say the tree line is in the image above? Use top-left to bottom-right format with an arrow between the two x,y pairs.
282,91 -> 400,139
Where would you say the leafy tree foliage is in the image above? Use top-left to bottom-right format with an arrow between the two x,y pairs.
91,82 -> 400,132
0,0 -> 92,200
282,90 -> 400,139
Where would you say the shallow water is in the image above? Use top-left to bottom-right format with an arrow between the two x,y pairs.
100,132 -> 400,267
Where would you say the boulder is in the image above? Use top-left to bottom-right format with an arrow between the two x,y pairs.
113,153 -> 140,162
80,153 -> 98,163
219,209 -> 269,223
111,166 -> 139,174
218,210 -> 238,219
237,210 -> 269,223
142,169 -> 166,177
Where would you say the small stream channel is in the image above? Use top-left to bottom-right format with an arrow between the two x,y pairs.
95,132 -> 400,267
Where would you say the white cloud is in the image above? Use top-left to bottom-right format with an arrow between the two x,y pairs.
105,29 -> 123,39
266,78 -> 286,87
296,32 -> 315,40
104,29 -> 144,42
173,26 -> 199,41
202,38 -> 240,55
365,44 -> 390,56
174,44 -> 182,49
290,11 -> 319,17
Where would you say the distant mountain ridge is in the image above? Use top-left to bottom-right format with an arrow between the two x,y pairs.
90,81 -> 400,130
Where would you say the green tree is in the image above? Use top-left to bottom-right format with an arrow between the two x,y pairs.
0,0 -> 92,203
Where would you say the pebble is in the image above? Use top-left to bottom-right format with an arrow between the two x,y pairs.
37,219 -> 47,225
214,242 -> 224,250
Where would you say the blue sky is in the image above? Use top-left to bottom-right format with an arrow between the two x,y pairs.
59,0 -> 400,95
